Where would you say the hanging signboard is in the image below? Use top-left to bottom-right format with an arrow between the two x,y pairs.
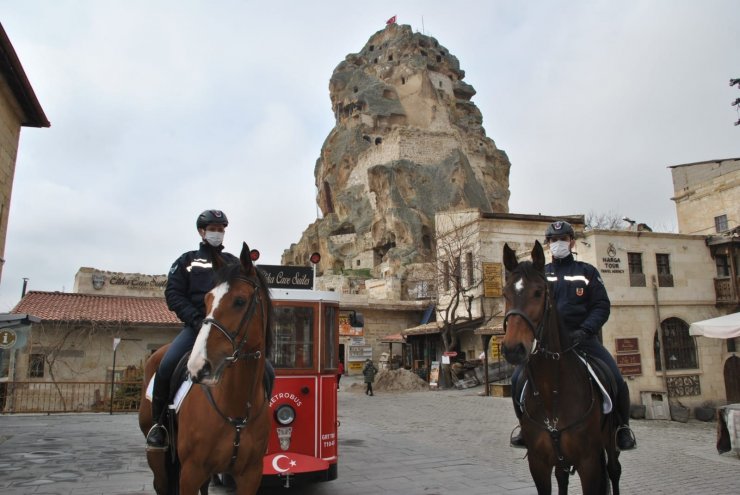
482,262 -> 503,297
429,361 -> 440,389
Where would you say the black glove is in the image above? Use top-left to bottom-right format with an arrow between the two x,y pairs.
570,328 -> 590,345
191,318 -> 203,331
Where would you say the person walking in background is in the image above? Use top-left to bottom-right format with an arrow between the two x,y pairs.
337,361 -> 344,390
363,358 -> 378,396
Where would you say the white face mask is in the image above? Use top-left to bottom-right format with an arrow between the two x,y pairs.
204,231 -> 224,247
549,240 -> 571,259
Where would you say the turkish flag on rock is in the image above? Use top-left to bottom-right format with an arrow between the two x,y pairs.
386,15 -> 396,25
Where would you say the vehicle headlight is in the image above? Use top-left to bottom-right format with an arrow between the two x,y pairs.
275,405 -> 296,425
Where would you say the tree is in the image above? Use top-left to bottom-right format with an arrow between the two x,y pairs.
585,210 -> 629,230
433,212 -> 495,388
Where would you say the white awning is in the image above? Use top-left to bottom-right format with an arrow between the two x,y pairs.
689,312 -> 740,339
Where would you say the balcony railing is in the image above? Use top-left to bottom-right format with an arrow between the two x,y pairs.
714,276 -> 739,304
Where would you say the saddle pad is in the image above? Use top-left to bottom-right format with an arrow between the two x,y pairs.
519,359 -> 612,415
145,374 -> 194,413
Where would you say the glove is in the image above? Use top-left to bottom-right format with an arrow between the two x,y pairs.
570,328 -> 590,345
191,317 -> 204,331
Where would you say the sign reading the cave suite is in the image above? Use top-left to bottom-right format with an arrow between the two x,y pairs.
600,243 -> 624,274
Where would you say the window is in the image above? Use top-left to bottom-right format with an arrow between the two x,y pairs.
654,318 -> 698,370
272,306 -> 314,369
443,261 -> 450,291
656,253 -> 674,287
716,254 -> 731,277
323,305 -> 338,369
628,252 -> 646,287
453,256 -> 461,287
29,353 -> 45,378
715,214 -> 728,233
466,252 -> 474,287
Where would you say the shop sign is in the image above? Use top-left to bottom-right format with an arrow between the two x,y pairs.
348,345 -> 372,362
0,330 -> 17,349
600,243 -> 625,274
339,315 -> 363,336
258,265 -> 313,289
429,361 -> 440,389
615,337 -> 641,376
482,262 -> 502,297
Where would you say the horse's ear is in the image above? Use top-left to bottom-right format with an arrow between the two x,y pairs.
532,240 -> 546,273
503,243 -> 518,273
240,242 -> 255,275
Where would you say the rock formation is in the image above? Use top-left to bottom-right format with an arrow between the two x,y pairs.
283,23 -> 511,284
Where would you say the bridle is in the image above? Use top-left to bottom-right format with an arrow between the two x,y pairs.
202,275 -> 266,363
502,271 -> 558,359
197,273 -> 269,469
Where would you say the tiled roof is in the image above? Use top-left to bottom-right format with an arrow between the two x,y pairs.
11,291 -> 180,326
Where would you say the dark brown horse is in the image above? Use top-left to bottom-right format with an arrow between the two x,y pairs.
501,241 -> 620,495
139,242 -> 272,494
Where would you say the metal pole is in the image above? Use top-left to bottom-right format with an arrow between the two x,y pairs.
110,346 -> 117,415
652,275 -> 670,401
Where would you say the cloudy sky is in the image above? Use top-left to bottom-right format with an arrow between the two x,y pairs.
1,1 -> 738,311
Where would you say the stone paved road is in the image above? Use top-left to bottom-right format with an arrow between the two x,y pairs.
0,378 -> 738,494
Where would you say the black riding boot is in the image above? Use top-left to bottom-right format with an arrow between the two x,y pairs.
616,381 -> 636,451
146,374 -> 170,451
510,394 -> 526,448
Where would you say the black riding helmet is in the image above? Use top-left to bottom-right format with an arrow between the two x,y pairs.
196,210 -> 229,230
544,220 -> 574,242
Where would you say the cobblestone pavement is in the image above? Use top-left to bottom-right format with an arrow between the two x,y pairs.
0,378 -> 738,494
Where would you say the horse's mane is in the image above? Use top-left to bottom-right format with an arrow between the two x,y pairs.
214,261 -> 274,359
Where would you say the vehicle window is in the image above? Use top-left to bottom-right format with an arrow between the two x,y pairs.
272,306 -> 314,369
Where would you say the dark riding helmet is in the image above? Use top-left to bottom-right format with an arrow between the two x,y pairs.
196,210 -> 229,230
544,220 -> 575,242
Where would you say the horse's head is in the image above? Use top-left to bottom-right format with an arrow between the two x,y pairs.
187,242 -> 272,386
501,240 -> 549,365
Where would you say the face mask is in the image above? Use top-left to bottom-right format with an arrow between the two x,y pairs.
204,231 -> 224,247
549,240 -> 571,259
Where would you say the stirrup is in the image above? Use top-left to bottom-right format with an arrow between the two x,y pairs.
509,425 -> 526,449
616,425 -> 636,451
146,423 -> 169,452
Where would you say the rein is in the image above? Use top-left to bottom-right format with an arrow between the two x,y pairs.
504,273 -> 593,472
198,274 -> 269,469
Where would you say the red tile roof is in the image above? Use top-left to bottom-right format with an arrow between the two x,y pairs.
12,291 -> 181,326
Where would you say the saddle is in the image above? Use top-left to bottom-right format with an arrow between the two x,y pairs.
514,353 -> 617,415
146,353 -> 276,414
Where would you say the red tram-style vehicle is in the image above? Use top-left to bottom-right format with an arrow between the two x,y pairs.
258,264 -> 340,487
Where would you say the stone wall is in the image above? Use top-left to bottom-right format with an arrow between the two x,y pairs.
671,158 -> 740,234
0,79 -> 22,282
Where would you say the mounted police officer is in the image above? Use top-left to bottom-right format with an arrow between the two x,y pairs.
510,220 -> 636,451
146,209 -> 238,450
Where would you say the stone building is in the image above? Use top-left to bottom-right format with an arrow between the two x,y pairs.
420,208 -> 737,408
3,290 -> 179,412
0,23 -> 50,282
670,157 -> 739,236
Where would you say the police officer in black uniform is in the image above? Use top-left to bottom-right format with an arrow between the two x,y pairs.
509,220 -> 636,451
146,209 -> 237,450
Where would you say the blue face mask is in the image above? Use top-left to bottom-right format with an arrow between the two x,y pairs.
549,240 -> 571,259
204,231 -> 224,247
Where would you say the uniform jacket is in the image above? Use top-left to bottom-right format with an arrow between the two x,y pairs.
164,243 -> 238,329
545,253 -> 610,336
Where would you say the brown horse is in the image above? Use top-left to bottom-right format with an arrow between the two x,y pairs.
139,242 -> 272,495
501,241 -> 620,495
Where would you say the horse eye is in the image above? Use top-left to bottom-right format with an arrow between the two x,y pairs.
234,297 -> 247,308
533,290 -> 543,298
